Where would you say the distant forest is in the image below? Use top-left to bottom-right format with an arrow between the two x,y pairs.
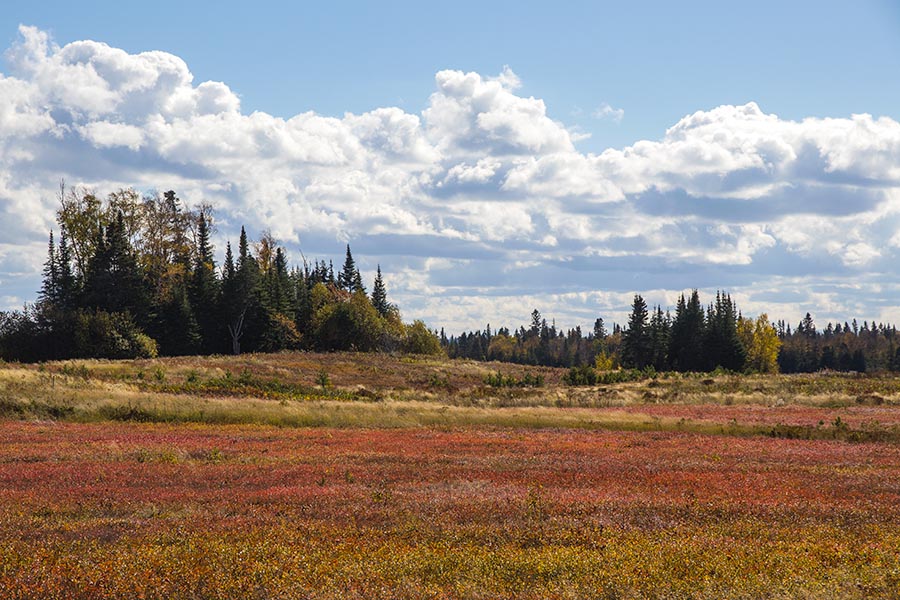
445,293 -> 900,375
2,186 -> 899,375
0,186 -> 441,362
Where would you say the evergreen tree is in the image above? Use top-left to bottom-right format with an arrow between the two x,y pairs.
621,294 -> 652,369
799,313 -> 816,338
371,265 -> 390,317
190,214 -> 219,352
156,283 -> 201,355
592,317 -> 607,340
352,268 -> 365,294
224,227 -> 260,354
294,269 -> 313,334
57,228 -> 76,308
81,213 -> 150,324
668,290 -> 706,372
704,291 -> 746,371
338,245 -> 360,292
39,231 -> 59,306
530,309 -> 542,335
219,241 -> 238,351
649,306 -> 670,371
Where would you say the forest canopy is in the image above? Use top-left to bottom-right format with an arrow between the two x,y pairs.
0,186 -> 441,362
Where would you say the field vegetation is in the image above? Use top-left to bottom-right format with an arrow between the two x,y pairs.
1,351 -> 899,598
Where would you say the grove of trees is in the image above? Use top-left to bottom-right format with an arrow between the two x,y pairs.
0,186 -> 441,362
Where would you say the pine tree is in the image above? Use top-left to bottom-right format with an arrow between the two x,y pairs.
371,265 -> 390,316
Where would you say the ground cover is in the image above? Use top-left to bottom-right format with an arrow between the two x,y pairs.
0,353 -> 898,597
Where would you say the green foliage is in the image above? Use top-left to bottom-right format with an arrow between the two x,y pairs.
259,311 -> 303,352
403,320 -> 443,355
70,310 -> 158,359
316,369 -> 330,390
563,365 -> 597,386
314,291 -> 385,351
371,265 -> 390,317
484,371 -> 545,388
564,365 -> 652,386
337,245 -> 364,293
621,294 -> 652,369
3,187 -> 428,362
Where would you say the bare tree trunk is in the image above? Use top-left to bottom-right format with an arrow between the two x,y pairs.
227,309 -> 246,355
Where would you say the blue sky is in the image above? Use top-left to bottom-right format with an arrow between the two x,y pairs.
2,2 -> 900,331
5,0 -> 900,151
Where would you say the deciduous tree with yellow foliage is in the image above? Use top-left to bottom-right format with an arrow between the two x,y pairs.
737,313 -> 781,373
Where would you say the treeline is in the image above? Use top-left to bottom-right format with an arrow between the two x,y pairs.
0,186 -> 441,362
775,316 -> 899,373
446,291 -> 900,374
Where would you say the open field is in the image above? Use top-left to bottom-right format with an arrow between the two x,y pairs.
1,352 -> 899,598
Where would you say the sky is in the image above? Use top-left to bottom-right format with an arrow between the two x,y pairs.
2,1 -> 900,332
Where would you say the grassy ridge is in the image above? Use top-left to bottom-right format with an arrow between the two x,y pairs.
1,353 -> 899,442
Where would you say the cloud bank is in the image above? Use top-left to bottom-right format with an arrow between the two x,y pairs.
2,25 -> 900,331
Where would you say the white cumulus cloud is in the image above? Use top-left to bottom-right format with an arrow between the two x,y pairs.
1,26 -> 900,331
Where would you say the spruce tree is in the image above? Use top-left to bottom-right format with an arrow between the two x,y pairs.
668,290 -> 706,372
294,269 -> 313,335
157,283 -> 201,355
352,268 -> 365,294
371,265 -> 390,316
82,213 -> 150,324
649,306 -> 670,371
57,228 -> 76,308
621,294 -> 652,369
225,227 -> 260,354
39,231 -> 59,306
703,292 -> 746,371
592,317 -> 607,340
190,214 -> 219,353
269,247 -> 294,314
338,245 -> 361,292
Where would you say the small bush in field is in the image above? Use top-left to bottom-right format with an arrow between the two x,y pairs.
316,369 -> 330,390
563,365 -> 597,386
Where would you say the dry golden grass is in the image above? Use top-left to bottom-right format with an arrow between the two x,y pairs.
1,352 -> 898,441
